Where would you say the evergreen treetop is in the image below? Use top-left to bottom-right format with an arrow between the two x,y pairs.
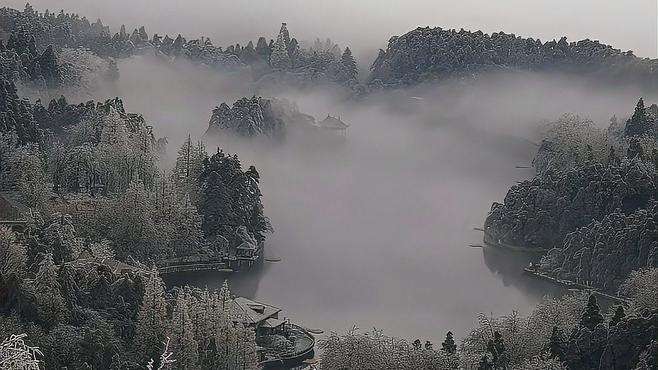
579,295 -> 604,330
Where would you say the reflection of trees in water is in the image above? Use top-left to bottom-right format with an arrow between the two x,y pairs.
163,261 -> 272,298
481,246 -> 563,300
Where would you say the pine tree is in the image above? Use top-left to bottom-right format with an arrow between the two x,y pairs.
279,23 -> 291,47
240,41 -> 257,64
269,32 -> 290,70
215,280 -> 237,370
169,292 -> 199,369
609,305 -> 625,327
135,268 -> 168,364
339,47 -> 358,81
625,98 -> 649,136
287,38 -> 300,67
255,37 -> 271,60
38,45 -> 61,88
486,331 -> 505,367
579,295 -> 604,330
33,253 -> 68,328
441,331 -> 457,354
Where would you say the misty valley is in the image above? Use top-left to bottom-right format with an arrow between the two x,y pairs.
0,2 -> 656,370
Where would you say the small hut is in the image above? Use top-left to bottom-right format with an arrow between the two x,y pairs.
231,297 -> 286,335
318,115 -> 349,136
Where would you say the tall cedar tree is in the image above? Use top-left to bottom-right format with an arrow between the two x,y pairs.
625,98 -> 649,136
441,331 -> 457,354
135,268 -> 168,364
270,32 -> 290,70
340,47 -> 358,81
168,292 -> 199,369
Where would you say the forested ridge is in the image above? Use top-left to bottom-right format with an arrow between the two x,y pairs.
368,26 -> 658,89
485,98 -> 657,292
0,5 -> 361,93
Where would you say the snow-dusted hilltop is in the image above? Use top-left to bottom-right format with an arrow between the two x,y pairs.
368,26 -> 658,88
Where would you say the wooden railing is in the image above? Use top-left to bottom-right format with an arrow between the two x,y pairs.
157,261 -> 233,275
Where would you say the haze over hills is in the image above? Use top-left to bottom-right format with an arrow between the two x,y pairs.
0,2 -> 656,370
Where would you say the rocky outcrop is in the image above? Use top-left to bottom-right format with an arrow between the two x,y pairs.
540,203 -> 657,292
368,26 -> 658,88
484,160 -> 656,251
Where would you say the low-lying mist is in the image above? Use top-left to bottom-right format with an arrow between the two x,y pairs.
93,55 -> 651,339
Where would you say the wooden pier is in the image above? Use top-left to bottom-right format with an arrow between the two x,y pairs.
523,268 -> 630,306
157,261 -> 233,275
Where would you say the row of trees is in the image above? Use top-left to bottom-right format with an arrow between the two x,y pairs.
1,4 -> 360,90
320,268 -> 658,369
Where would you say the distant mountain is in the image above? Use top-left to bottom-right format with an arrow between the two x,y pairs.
368,27 -> 658,89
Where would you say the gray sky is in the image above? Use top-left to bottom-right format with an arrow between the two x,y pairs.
7,0 -> 657,59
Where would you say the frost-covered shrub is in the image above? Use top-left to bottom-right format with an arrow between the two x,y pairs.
320,327 -> 456,370
460,293 -> 587,369
533,114 -> 608,175
0,334 -> 42,370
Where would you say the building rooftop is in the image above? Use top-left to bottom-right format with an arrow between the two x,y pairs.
318,115 -> 349,130
231,297 -> 282,326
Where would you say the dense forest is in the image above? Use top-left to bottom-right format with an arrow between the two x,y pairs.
485,98 -> 657,291
0,2 -> 657,370
368,26 -> 658,89
0,5 -> 360,93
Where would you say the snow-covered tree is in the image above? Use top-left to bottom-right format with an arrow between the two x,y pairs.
269,32 -> 290,70
135,268 -> 168,364
460,293 -> 587,369
168,292 -> 199,369
625,98 -> 650,137
512,354 -> 566,370
32,253 -> 68,328
173,135 -> 206,202
533,114 -> 608,175
279,23 -> 291,48
339,47 -> 358,81
0,334 -> 42,370
320,326 -> 454,369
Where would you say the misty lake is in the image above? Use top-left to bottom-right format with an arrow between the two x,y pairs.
108,56 -> 638,341
151,85 -> 562,341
